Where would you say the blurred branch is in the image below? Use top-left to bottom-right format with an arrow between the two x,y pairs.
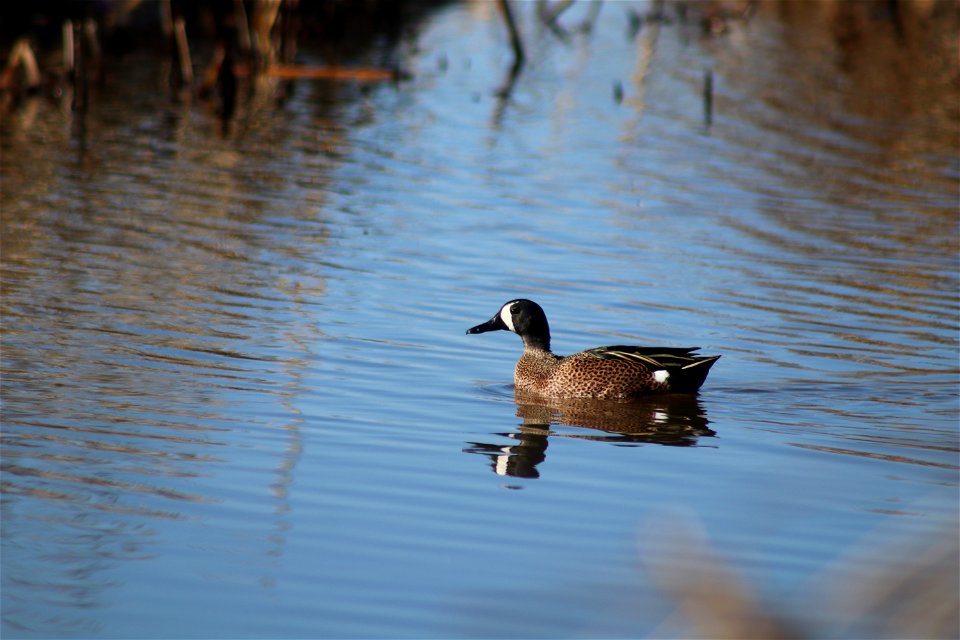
262,63 -> 397,81
644,514 -> 959,639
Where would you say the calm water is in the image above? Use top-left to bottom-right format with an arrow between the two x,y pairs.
2,1 -> 958,638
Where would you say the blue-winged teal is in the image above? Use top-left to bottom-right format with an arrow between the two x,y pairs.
466,299 -> 720,398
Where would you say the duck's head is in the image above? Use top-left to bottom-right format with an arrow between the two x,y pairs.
466,299 -> 551,351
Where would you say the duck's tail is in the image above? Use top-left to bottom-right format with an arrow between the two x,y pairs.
670,355 -> 721,393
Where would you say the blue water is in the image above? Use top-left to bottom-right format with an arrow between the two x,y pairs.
2,2 -> 957,637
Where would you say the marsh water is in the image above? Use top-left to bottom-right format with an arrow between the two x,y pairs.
2,2 -> 958,638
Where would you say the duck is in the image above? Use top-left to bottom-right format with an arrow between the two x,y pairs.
466,299 -> 720,398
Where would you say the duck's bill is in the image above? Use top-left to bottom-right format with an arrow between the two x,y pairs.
466,315 -> 506,334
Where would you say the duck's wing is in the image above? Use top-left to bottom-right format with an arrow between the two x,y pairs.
581,345 -> 705,369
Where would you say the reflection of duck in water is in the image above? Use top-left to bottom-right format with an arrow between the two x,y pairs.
515,391 -> 715,443
467,299 -> 720,398
464,391 -> 715,479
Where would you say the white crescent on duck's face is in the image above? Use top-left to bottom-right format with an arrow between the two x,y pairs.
499,303 -> 516,332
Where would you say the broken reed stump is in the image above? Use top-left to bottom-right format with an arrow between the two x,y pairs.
1,38 -> 41,94
173,17 -> 194,87
72,21 -> 87,114
703,68 -> 713,128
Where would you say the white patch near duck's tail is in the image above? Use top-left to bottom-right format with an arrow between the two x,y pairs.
653,370 -> 670,384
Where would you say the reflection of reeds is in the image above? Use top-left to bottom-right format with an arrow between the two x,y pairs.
644,514 -> 959,639
0,1 -> 440,116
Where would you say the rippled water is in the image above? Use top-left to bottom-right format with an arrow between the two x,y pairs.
2,1 -> 958,638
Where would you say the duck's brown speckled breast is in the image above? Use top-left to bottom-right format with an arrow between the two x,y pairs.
513,350 -> 561,394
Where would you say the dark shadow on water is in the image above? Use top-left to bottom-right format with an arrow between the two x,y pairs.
464,391 -> 715,479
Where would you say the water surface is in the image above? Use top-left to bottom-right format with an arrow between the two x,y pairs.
2,1 -> 958,637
